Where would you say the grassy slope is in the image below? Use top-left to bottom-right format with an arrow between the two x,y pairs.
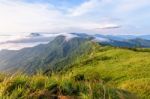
63,46 -> 150,99
0,44 -> 150,99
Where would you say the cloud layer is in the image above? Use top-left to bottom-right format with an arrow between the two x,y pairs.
0,0 -> 149,34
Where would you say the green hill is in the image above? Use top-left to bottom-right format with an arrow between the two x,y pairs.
0,42 -> 150,99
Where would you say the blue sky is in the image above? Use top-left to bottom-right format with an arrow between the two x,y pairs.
23,0 -> 86,6
0,0 -> 150,35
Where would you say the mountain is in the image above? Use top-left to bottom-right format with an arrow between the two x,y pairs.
0,35 -> 94,74
29,33 -> 41,37
1,33 -> 150,74
0,40 -> 150,98
125,38 -> 150,47
1,32 -> 150,50
1,33 -> 150,73
99,38 -> 150,48
138,35 -> 150,40
88,33 -> 150,48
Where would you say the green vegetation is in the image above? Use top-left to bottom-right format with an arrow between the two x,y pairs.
0,43 -> 150,99
0,73 -> 137,99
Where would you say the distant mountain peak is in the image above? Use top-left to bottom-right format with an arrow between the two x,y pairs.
29,33 -> 41,37
60,33 -> 78,41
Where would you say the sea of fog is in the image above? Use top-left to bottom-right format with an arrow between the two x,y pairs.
0,33 -> 56,50
0,32 -> 77,50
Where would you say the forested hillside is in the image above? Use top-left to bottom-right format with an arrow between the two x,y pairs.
0,36 -> 94,74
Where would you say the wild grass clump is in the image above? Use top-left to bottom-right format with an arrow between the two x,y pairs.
2,74 -> 28,94
0,74 -> 29,99
0,73 -> 6,83
0,72 -> 138,99
30,74 -> 48,90
120,78 -> 150,99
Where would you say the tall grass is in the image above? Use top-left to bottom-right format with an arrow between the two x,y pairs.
0,72 -> 138,99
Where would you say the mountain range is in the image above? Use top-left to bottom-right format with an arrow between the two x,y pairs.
0,32 -> 150,74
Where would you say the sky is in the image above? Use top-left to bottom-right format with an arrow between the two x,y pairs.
0,0 -> 150,35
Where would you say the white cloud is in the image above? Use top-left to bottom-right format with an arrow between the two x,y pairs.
0,0 -> 120,34
0,0 -> 64,33
1,0 -> 148,35
115,0 -> 150,14
68,0 -> 114,17
69,0 -> 100,16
